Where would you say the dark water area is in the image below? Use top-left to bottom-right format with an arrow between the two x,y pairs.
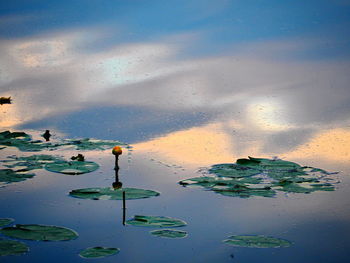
1,0 -> 350,262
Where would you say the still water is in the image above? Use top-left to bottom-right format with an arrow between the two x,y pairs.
1,0 -> 350,262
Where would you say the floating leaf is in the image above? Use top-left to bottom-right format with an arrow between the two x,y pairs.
0,169 -> 35,184
126,215 -> 186,228
64,138 -> 128,151
150,229 -> 187,238
79,247 -> 120,258
45,161 -> 99,175
179,176 -> 262,188
2,155 -> 64,172
0,131 -> 60,152
223,235 -> 292,248
237,157 -> 301,170
0,218 -> 14,228
0,224 -> 78,241
214,186 -> 276,198
0,239 -> 29,256
208,164 -> 260,178
181,156 -> 337,198
69,187 -> 160,200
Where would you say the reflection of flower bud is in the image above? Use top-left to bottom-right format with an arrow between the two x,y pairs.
112,146 -> 122,156
112,181 -> 123,189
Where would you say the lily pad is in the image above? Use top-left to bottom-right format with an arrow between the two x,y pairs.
237,157 -> 301,170
45,161 -> 99,175
214,186 -> 276,198
0,239 -> 29,256
126,215 -> 186,228
223,235 -> 292,248
181,156 -> 337,198
69,187 -> 160,200
0,131 -> 60,152
0,218 -> 14,228
208,164 -> 260,178
0,224 -> 78,241
179,176 -> 262,188
2,155 -> 64,172
64,138 -> 128,151
79,247 -> 120,258
0,169 -> 35,184
150,229 -> 187,238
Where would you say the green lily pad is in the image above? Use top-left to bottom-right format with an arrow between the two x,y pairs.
45,161 -> 99,175
179,176 -> 262,188
69,187 -> 160,200
182,156 -> 337,199
214,186 -> 276,198
64,138 -> 128,151
0,131 -> 60,152
0,169 -> 35,184
223,235 -> 292,248
79,247 -> 120,258
0,218 -> 14,228
0,239 -> 29,256
127,215 -> 187,228
208,164 -> 260,178
237,157 -> 301,170
0,224 -> 78,241
2,155 -> 64,172
150,229 -> 187,238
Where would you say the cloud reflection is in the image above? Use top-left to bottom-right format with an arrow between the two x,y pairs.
1,26 -> 350,162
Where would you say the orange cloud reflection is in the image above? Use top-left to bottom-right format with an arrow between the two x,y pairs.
134,123 -> 234,167
287,128 -> 350,162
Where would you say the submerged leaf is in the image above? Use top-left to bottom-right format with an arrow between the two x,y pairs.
0,169 -> 35,184
0,224 -> 78,241
223,235 -> 292,248
150,229 -> 187,238
79,247 -> 120,258
127,215 -> 187,228
45,161 -> 99,175
0,218 -> 14,228
0,239 -> 29,256
69,187 -> 160,200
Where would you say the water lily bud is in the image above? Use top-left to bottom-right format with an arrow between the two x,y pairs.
112,146 -> 122,156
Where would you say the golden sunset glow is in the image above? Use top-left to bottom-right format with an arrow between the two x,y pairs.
287,128 -> 350,162
134,123 -> 235,166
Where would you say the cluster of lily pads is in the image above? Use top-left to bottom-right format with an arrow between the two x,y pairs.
2,130 -> 339,258
179,156 -> 338,198
0,130 -> 129,152
0,130 -> 132,186
0,154 -> 100,187
126,215 -> 188,239
0,218 -> 120,258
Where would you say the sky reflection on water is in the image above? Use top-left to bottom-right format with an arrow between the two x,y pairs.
1,0 -> 350,262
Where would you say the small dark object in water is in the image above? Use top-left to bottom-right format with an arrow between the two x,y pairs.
71,154 -> 85,162
0,97 -> 11,105
112,181 -> 122,189
42,130 -> 51,141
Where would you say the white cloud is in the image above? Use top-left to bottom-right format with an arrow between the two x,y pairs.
1,27 -> 350,132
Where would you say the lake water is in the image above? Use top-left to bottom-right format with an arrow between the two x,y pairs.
1,1 -> 350,262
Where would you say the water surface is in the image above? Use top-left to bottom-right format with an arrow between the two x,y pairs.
1,1 -> 350,262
